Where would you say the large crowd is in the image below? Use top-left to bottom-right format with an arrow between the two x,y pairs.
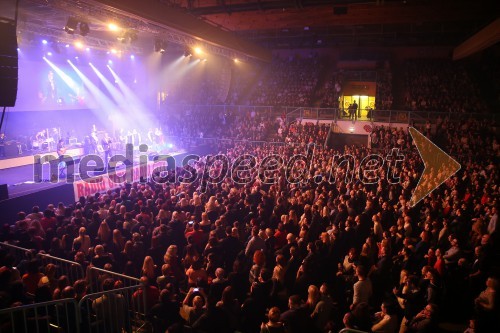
402,59 -> 488,113
0,105 -> 498,333
249,54 -> 324,107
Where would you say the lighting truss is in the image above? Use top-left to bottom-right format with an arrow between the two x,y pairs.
18,21 -> 144,54
22,0 -> 254,62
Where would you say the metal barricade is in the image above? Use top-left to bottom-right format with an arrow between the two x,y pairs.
87,267 -> 142,293
0,242 -> 85,286
0,298 -> 80,333
78,285 -> 145,333
0,241 -> 37,267
37,252 -> 85,286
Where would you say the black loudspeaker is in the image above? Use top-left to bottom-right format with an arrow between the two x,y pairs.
0,184 -> 8,201
333,6 -> 348,15
0,19 -> 18,107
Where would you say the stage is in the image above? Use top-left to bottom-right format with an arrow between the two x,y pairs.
0,144 -> 213,225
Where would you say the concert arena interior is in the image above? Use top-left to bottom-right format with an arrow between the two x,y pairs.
0,0 -> 498,332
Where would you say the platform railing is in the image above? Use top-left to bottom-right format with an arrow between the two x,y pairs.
163,104 -> 497,125
0,298 -> 80,333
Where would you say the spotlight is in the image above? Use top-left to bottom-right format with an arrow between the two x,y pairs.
108,60 -> 112,64
233,58 -> 239,63
130,55 -> 135,59
168,143 -> 174,149
42,39 -> 48,45
110,48 -> 118,54
74,41 -> 84,49
154,39 -> 166,53
194,47 -> 202,55
79,22 -> 90,36
86,47 -> 90,51
349,126 -> 355,133
47,52 -> 52,56
65,44 -> 70,48
108,23 -> 120,32
64,17 -> 79,34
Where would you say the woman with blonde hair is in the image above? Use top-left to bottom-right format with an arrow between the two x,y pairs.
73,227 -> 91,254
205,196 -> 219,223
205,196 -> 219,212
97,220 -> 111,243
305,284 -> 320,313
141,256 -> 157,281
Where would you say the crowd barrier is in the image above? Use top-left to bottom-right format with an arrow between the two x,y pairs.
78,285 -> 145,333
0,298 -> 80,333
1,242 -> 147,332
1,242 -> 84,286
0,242 -> 36,266
37,252 -> 85,285
87,267 -> 147,328
87,266 -> 142,293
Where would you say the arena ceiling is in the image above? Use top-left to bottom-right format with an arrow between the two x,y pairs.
15,0 -> 500,58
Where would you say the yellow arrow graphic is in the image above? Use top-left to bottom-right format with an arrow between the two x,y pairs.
408,127 -> 461,207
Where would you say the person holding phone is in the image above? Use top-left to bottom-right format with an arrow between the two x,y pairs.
182,287 -> 207,326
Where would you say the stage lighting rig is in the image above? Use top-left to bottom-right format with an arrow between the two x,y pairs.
118,30 -> 138,44
155,39 -> 167,53
79,22 -> 90,36
64,17 -> 79,34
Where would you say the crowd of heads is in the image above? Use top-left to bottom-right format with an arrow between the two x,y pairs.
403,59 -> 488,113
243,54 -> 324,107
1,108 -> 498,332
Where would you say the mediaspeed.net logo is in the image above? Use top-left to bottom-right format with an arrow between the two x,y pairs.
33,143 -> 406,187
32,128 -> 460,207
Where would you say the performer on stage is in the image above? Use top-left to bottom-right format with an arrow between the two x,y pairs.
56,139 -> 67,178
101,133 -> 112,171
132,129 -> 141,146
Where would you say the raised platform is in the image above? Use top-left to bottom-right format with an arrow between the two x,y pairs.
0,144 -> 214,224
0,147 -> 84,170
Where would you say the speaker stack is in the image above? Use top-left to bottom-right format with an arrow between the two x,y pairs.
0,5 -> 18,107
